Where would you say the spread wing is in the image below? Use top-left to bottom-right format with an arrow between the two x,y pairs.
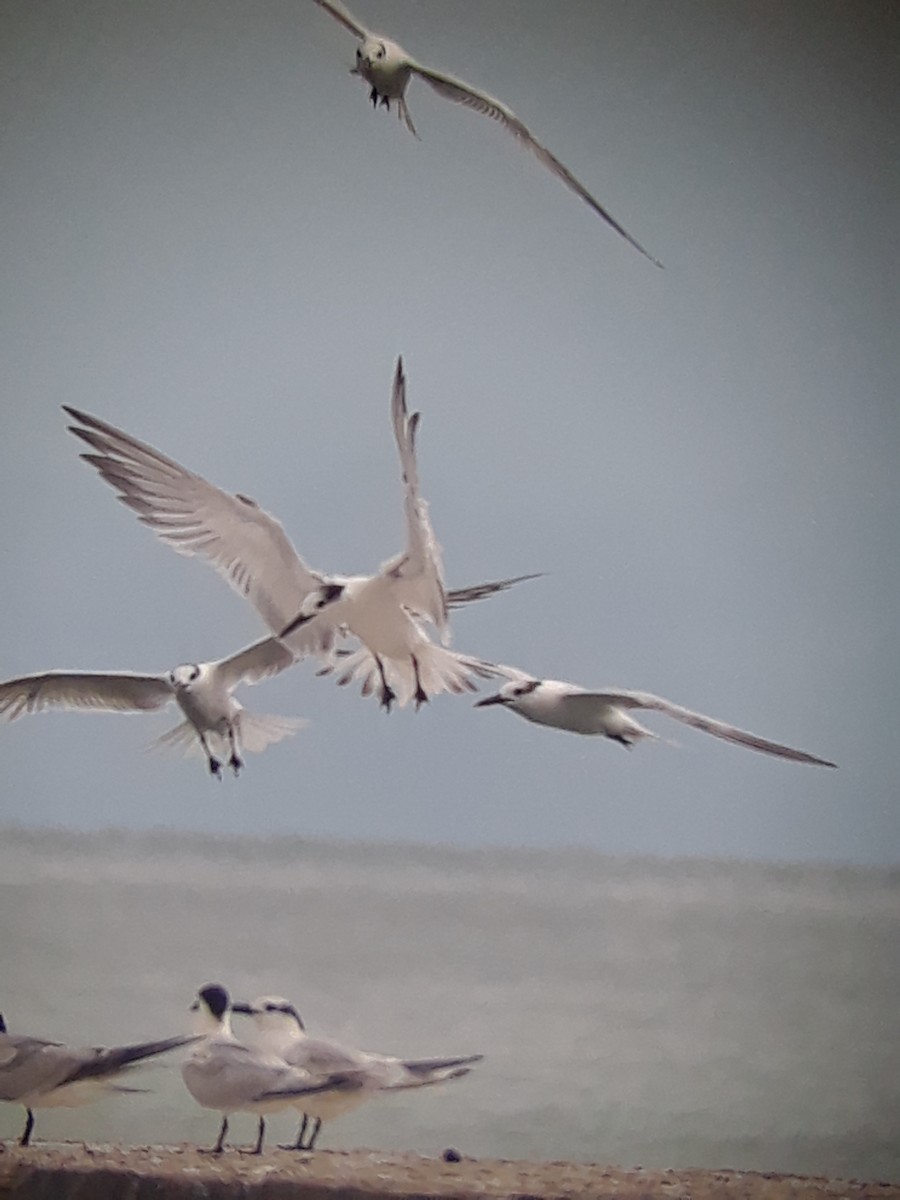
572,690 -> 837,767
407,61 -> 661,267
0,671 -> 173,721
446,573 -> 544,609
64,407 -> 331,656
311,0 -> 370,40
0,1032 -> 193,1101
213,635 -> 299,690
381,357 -> 448,636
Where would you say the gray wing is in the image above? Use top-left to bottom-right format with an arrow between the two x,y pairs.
381,358 -> 448,635
64,407 -> 329,651
283,1036 -> 371,1077
574,690 -> 837,767
0,1032 -> 193,1101
447,573 -> 543,609
311,0 -> 370,40
0,671 -> 174,721
407,61 -> 662,267
214,636 -> 299,690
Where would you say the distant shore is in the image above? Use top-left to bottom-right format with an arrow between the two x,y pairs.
2,1144 -> 898,1200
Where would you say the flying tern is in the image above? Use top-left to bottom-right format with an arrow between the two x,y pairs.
311,0 -> 661,266
65,360 -> 533,712
0,636 -> 305,778
0,1012 -> 195,1147
233,995 -> 482,1151
475,675 -> 836,767
182,985 -> 348,1155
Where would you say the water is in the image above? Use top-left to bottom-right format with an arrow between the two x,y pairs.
1,825 -> 898,1179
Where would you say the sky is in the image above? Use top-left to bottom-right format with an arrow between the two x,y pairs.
1,0 -> 897,864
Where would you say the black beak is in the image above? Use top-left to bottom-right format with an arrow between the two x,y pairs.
474,693 -> 508,708
230,1002 -> 255,1015
280,611 -> 311,638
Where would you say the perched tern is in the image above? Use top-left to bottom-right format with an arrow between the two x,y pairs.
311,0 -> 662,266
182,985 -> 347,1155
0,636 -> 305,778
475,675 -> 837,767
0,1012 -> 195,1147
65,361 -> 532,712
233,995 -> 482,1151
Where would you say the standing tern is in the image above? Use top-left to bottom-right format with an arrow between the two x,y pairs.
182,985 -> 348,1155
0,635 -> 306,778
311,0 -> 662,266
475,675 -> 836,767
233,995 -> 482,1151
0,1012 -> 195,1147
65,360 -> 533,712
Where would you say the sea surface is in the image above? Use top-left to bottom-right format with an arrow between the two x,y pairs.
1,826 -> 898,1179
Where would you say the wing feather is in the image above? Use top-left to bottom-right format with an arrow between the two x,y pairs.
573,690 -> 837,767
383,358 -> 448,636
64,407 -> 331,654
311,0 -> 370,41
0,671 -> 173,721
409,63 -> 662,267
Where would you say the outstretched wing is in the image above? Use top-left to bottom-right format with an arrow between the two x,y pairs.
408,61 -> 661,267
214,635 -> 299,689
381,357 -> 448,636
572,690 -> 837,767
0,671 -> 173,721
311,0 -> 370,40
447,573 -> 543,609
64,407 -> 330,656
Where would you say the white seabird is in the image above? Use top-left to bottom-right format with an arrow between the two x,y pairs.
0,635 -> 305,778
311,0 -> 662,266
475,675 -> 836,767
182,984 -> 346,1154
0,1011 -> 195,1146
65,360 -> 534,712
233,994 -> 482,1151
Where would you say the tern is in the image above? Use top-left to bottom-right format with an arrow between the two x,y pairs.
311,0 -> 661,266
0,1011 -> 195,1147
182,984 -> 347,1155
233,995 -> 482,1151
475,676 -> 836,767
0,636 -> 305,778
65,360 -> 534,712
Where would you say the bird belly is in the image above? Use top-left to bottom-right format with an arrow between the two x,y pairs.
345,581 -> 420,660
362,58 -> 410,100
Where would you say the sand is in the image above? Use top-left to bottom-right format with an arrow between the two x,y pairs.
1,1144 -> 899,1200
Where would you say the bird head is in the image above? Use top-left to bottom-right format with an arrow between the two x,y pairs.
280,582 -> 346,638
475,678 -> 541,711
232,996 -> 306,1035
169,664 -> 201,690
189,983 -> 231,1035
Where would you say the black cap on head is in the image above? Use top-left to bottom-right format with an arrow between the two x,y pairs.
198,983 -> 230,1019
0,1013 -> 6,1034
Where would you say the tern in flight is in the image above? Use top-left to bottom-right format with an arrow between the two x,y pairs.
65,361 -> 535,712
0,1012 -> 195,1147
475,675 -> 836,767
234,994 -> 482,1151
0,636 -> 305,778
311,0 -> 661,266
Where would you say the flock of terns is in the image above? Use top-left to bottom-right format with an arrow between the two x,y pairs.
1,984 -> 482,1152
3,0 -> 837,1158
1,358 -> 835,772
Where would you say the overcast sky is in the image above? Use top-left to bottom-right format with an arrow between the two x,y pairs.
1,0 -> 897,864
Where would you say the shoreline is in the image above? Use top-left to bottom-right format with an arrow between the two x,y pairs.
2,1144 -> 898,1200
